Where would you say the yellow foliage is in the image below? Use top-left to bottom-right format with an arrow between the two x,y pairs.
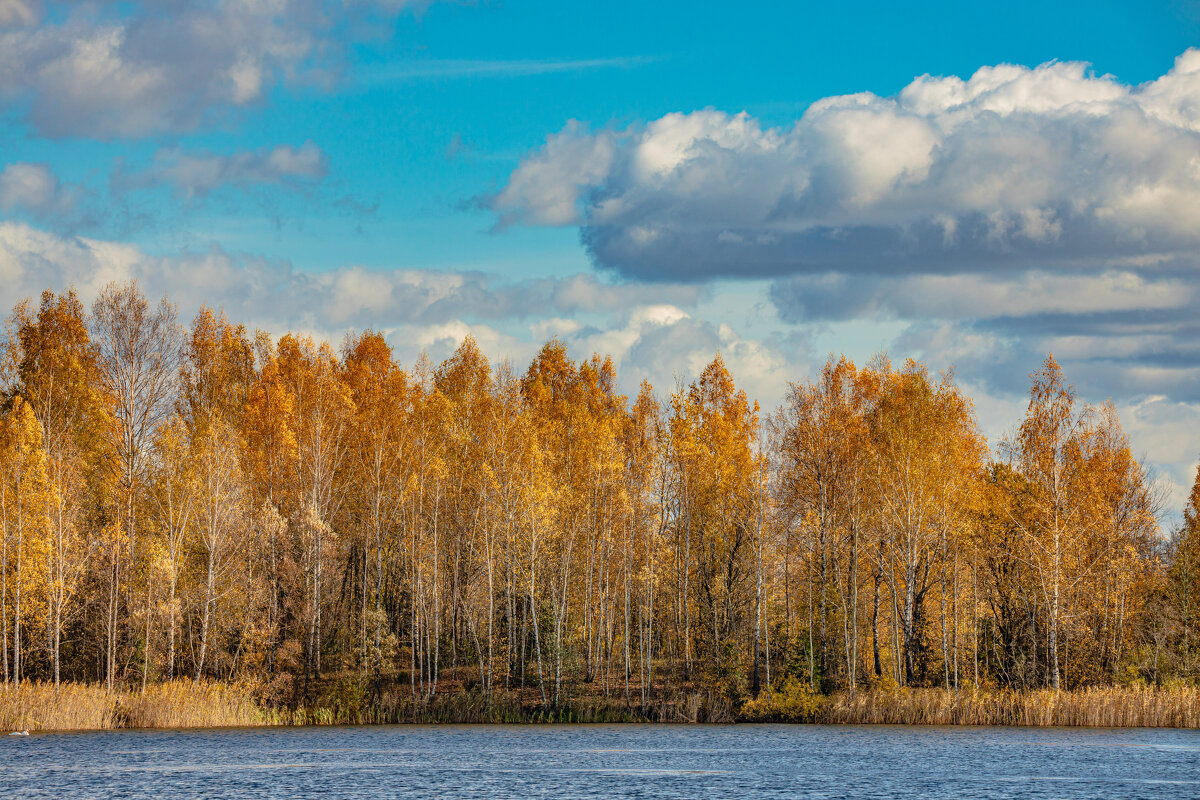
739,679 -> 825,723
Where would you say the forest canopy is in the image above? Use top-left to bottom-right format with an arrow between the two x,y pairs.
0,282 -> 1196,709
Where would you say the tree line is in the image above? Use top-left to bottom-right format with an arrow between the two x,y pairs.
0,282 -> 1197,706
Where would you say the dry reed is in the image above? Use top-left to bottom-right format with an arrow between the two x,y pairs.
0,680 -> 279,732
116,681 -> 283,729
0,682 -> 115,731
823,686 -> 1200,728
4,680 -> 1199,731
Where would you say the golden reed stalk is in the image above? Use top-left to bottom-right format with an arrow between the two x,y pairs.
0,680 -> 282,732
823,686 -> 1200,728
3,681 -> 1198,730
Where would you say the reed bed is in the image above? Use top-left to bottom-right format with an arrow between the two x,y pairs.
0,680 -> 279,732
117,681 -> 283,729
4,680 -> 1199,731
0,682 -> 116,731
295,687 -> 653,725
823,686 -> 1200,728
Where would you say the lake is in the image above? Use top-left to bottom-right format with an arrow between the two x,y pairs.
2,724 -> 1198,798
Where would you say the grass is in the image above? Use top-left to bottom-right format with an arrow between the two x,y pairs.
2,679 -> 1198,731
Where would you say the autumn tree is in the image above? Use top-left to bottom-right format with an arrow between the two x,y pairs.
148,418 -> 194,679
870,361 -> 982,687
181,307 -> 255,434
667,355 -> 760,699
6,290 -> 108,684
276,334 -> 353,689
0,398 -> 51,685
1008,356 -> 1096,689
191,417 -> 248,680
92,281 -> 182,689
343,331 -> 415,674
244,332 -> 298,674
0,283 -> 1182,704
1169,464 -> 1200,674
623,382 -> 663,708
1074,403 -> 1158,682
774,356 -> 869,690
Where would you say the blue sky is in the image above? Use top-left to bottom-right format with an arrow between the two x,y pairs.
5,0 -> 1194,268
1,0 -> 1199,509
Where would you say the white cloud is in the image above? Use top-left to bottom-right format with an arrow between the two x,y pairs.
553,303 -> 807,408
491,120 -> 617,227
493,50 -> 1200,281
0,162 -> 80,217
0,220 -> 702,335
117,142 -> 328,199
0,0 -> 38,27
0,221 -> 1189,514
0,1 -> 426,138
0,218 -> 803,418
1118,396 -> 1200,521
488,49 -> 1200,442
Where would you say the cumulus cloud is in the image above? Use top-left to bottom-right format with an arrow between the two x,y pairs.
767,263 -> 1200,404
850,319 -> 1200,513
529,303 -> 806,406
490,120 -> 617,227
0,1 -> 425,138
0,0 -> 38,27
0,221 -> 1187,509
0,218 -> 801,415
116,142 -> 329,199
493,50 -> 1200,282
491,49 -> 1200,451
1122,397 -> 1200,510
0,221 -> 702,335
0,162 -> 81,218
770,268 -> 1197,324
389,302 -> 808,412
895,315 -> 1200,401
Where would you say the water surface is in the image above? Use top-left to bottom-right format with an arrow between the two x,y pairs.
2,723 -> 1198,798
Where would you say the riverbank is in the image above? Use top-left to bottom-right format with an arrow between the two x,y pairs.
2,681 -> 1199,731
0,680 -> 651,731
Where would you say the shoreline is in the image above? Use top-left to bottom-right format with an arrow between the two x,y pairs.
3,682 -> 1199,732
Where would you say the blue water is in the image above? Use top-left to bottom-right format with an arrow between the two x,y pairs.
1,724 -> 1198,798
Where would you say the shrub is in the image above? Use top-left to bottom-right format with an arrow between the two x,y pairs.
738,678 -> 824,723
